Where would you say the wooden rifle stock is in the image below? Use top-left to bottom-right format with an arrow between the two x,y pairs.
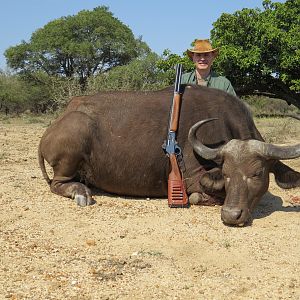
168,154 -> 188,207
169,93 -> 181,132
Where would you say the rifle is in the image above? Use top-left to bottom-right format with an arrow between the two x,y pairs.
163,64 -> 189,208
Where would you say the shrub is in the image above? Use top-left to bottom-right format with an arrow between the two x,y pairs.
86,53 -> 169,93
0,73 -> 31,114
242,95 -> 299,116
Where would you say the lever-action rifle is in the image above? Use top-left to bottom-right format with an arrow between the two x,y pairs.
163,64 -> 188,208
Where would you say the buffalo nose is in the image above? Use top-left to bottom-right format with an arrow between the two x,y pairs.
221,207 -> 243,223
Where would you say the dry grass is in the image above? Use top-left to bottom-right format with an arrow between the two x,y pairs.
255,117 -> 300,144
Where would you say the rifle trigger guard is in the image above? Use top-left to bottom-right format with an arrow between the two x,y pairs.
174,144 -> 182,156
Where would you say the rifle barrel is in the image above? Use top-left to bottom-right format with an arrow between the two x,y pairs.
174,64 -> 182,94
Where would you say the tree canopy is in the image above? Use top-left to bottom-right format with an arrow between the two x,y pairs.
5,6 -> 150,85
211,0 -> 300,108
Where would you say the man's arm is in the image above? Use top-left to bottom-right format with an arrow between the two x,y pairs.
226,82 -> 236,96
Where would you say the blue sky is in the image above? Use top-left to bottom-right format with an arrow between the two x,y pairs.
0,0 -> 285,70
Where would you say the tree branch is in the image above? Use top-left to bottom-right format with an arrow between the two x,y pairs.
236,78 -> 300,109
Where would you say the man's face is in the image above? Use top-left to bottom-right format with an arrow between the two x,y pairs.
192,52 -> 216,71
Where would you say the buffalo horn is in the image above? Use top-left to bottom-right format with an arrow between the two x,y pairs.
248,140 -> 300,160
188,118 -> 221,160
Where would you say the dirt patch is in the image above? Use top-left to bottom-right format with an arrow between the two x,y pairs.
0,116 -> 299,299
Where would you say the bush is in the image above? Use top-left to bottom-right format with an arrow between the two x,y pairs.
86,53 -> 169,93
0,71 -> 85,114
35,74 -> 83,110
0,73 -> 31,114
242,95 -> 300,116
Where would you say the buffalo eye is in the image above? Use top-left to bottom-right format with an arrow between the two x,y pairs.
250,169 -> 264,178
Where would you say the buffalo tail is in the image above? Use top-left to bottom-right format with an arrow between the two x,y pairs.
38,143 -> 52,185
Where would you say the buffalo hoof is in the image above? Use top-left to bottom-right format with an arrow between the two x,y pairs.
189,192 -> 223,206
189,193 -> 202,204
75,194 -> 93,206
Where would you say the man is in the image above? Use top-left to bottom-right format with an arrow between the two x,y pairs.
182,39 -> 236,96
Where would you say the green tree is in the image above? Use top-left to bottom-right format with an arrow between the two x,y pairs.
5,6 -> 150,85
211,0 -> 300,108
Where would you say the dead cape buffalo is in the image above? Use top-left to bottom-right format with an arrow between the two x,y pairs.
38,85 -> 300,225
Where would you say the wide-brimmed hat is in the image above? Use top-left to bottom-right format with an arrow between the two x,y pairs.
187,39 -> 218,59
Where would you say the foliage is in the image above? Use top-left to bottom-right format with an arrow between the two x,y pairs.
5,6 -> 150,85
211,0 -> 300,108
156,49 -> 194,84
242,95 -> 299,116
0,71 -> 85,114
0,73 -> 31,114
0,53 -> 167,114
25,72 -> 84,110
3,1 -> 300,114
86,52 -> 169,92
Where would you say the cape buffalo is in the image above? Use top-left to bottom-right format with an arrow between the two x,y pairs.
38,85 -> 300,225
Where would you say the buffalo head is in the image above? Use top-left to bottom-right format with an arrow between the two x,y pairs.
188,119 -> 300,226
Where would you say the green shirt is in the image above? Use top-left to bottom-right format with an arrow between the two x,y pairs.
181,70 -> 236,96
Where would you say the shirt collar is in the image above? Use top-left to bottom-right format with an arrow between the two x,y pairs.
193,70 -> 213,83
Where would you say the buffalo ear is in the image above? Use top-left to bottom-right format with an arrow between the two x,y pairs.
200,167 -> 225,192
271,161 -> 300,189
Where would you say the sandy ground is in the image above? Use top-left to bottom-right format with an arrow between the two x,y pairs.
0,115 -> 299,300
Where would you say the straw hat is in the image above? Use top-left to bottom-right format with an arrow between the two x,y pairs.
187,39 -> 219,60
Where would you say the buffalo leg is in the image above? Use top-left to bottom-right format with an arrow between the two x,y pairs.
189,192 -> 224,206
41,111 -> 94,206
49,148 -> 94,206
187,167 -> 225,206
272,160 -> 300,189
50,177 -> 94,206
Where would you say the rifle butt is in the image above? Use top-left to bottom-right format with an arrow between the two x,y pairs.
168,154 -> 189,208
168,179 -> 189,208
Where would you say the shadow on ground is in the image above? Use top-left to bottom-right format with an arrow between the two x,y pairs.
252,191 -> 300,220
